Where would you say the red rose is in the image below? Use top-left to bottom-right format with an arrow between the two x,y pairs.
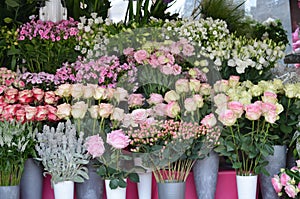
18,90 -> 34,104
32,88 -> 44,102
45,105 -> 58,121
4,88 -> 18,104
36,106 -> 49,121
24,105 -> 37,121
44,91 -> 58,105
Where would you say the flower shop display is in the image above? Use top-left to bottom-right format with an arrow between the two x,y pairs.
35,120 -> 89,199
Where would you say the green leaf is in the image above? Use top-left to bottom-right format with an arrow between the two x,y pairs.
128,173 -> 139,183
5,0 -> 19,7
232,162 -> 242,169
118,178 -> 127,188
109,179 -> 119,189
97,165 -> 107,176
3,17 -> 13,24
280,124 -> 293,134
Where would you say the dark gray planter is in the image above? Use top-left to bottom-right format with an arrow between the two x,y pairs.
260,145 -> 287,199
0,185 -> 20,199
20,158 -> 43,199
76,161 -> 104,199
192,150 -> 219,199
157,181 -> 186,199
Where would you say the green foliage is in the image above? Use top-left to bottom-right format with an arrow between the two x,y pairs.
0,120 -> 37,186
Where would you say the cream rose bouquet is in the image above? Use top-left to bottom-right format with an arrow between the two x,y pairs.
214,76 -> 283,176
85,129 -> 139,189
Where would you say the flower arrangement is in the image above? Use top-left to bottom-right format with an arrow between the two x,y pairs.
0,120 -> 36,186
17,16 -> 80,73
35,120 -> 89,185
272,160 -> 300,198
85,130 -> 139,189
214,76 -> 283,176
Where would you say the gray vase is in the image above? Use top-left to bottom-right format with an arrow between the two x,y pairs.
193,150 -> 219,199
259,145 -> 287,199
20,158 -> 43,199
0,185 -> 20,199
76,161 -> 104,199
157,181 -> 186,199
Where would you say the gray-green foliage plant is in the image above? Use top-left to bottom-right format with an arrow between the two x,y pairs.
0,120 -> 37,186
35,120 -> 89,185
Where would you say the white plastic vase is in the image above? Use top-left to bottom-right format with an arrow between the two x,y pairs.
236,175 -> 258,199
137,172 -> 152,199
105,180 -> 126,199
53,181 -> 74,199
134,157 -> 152,199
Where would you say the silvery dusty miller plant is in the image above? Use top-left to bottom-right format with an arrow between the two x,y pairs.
35,120 -> 89,185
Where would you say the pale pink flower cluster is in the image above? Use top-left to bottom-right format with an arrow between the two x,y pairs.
272,160 -> 300,198
124,39 -> 194,76
63,55 -> 136,88
18,16 -> 79,42
0,67 -> 25,88
0,87 -> 60,122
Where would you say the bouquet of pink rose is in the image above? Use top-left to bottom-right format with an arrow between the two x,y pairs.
85,129 -> 139,189
214,76 -> 283,176
272,160 -> 300,198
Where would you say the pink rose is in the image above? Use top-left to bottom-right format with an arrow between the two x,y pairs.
4,88 -> 18,104
71,101 -> 88,119
111,107 -> 125,122
164,90 -> 180,103
160,64 -> 174,75
200,83 -> 211,96
280,173 -> 291,186
134,50 -> 149,64
262,91 -> 277,104
71,84 -> 84,99
261,102 -> 277,123
214,93 -> 228,107
193,94 -> 204,108
128,94 -> 145,107
2,104 -> 19,120
153,103 -> 167,117
55,84 -> 71,98
0,85 -> 7,95
123,48 -> 134,56
94,86 -> 106,100
189,79 -> 201,93
175,79 -> 190,93
271,175 -> 282,193
18,90 -> 33,104
44,91 -> 58,105
285,184 -> 297,198
86,135 -> 105,158
184,98 -> 197,112
107,129 -> 130,149
228,75 -> 240,87
88,105 -> 99,119
218,109 -> 237,126
201,113 -> 217,127
228,101 -> 244,118
245,103 -> 262,121
214,80 -> 229,93
113,87 -> 128,102
36,106 -> 49,121
98,103 -> 114,118
45,105 -> 58,122
166,101 -> 180,118
56,103 -> 71,119
24,105 -> 37,121
83,84 -> 95,99
131,109 -> 148,124
32,88 -> 44,102
105,88 -> 115,100
147,93 -> 164,105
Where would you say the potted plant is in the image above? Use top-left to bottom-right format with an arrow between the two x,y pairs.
85,129 -> 139,199
0,120 -> 36,199
35,119 -> 89,199
213,77 -> 282,199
